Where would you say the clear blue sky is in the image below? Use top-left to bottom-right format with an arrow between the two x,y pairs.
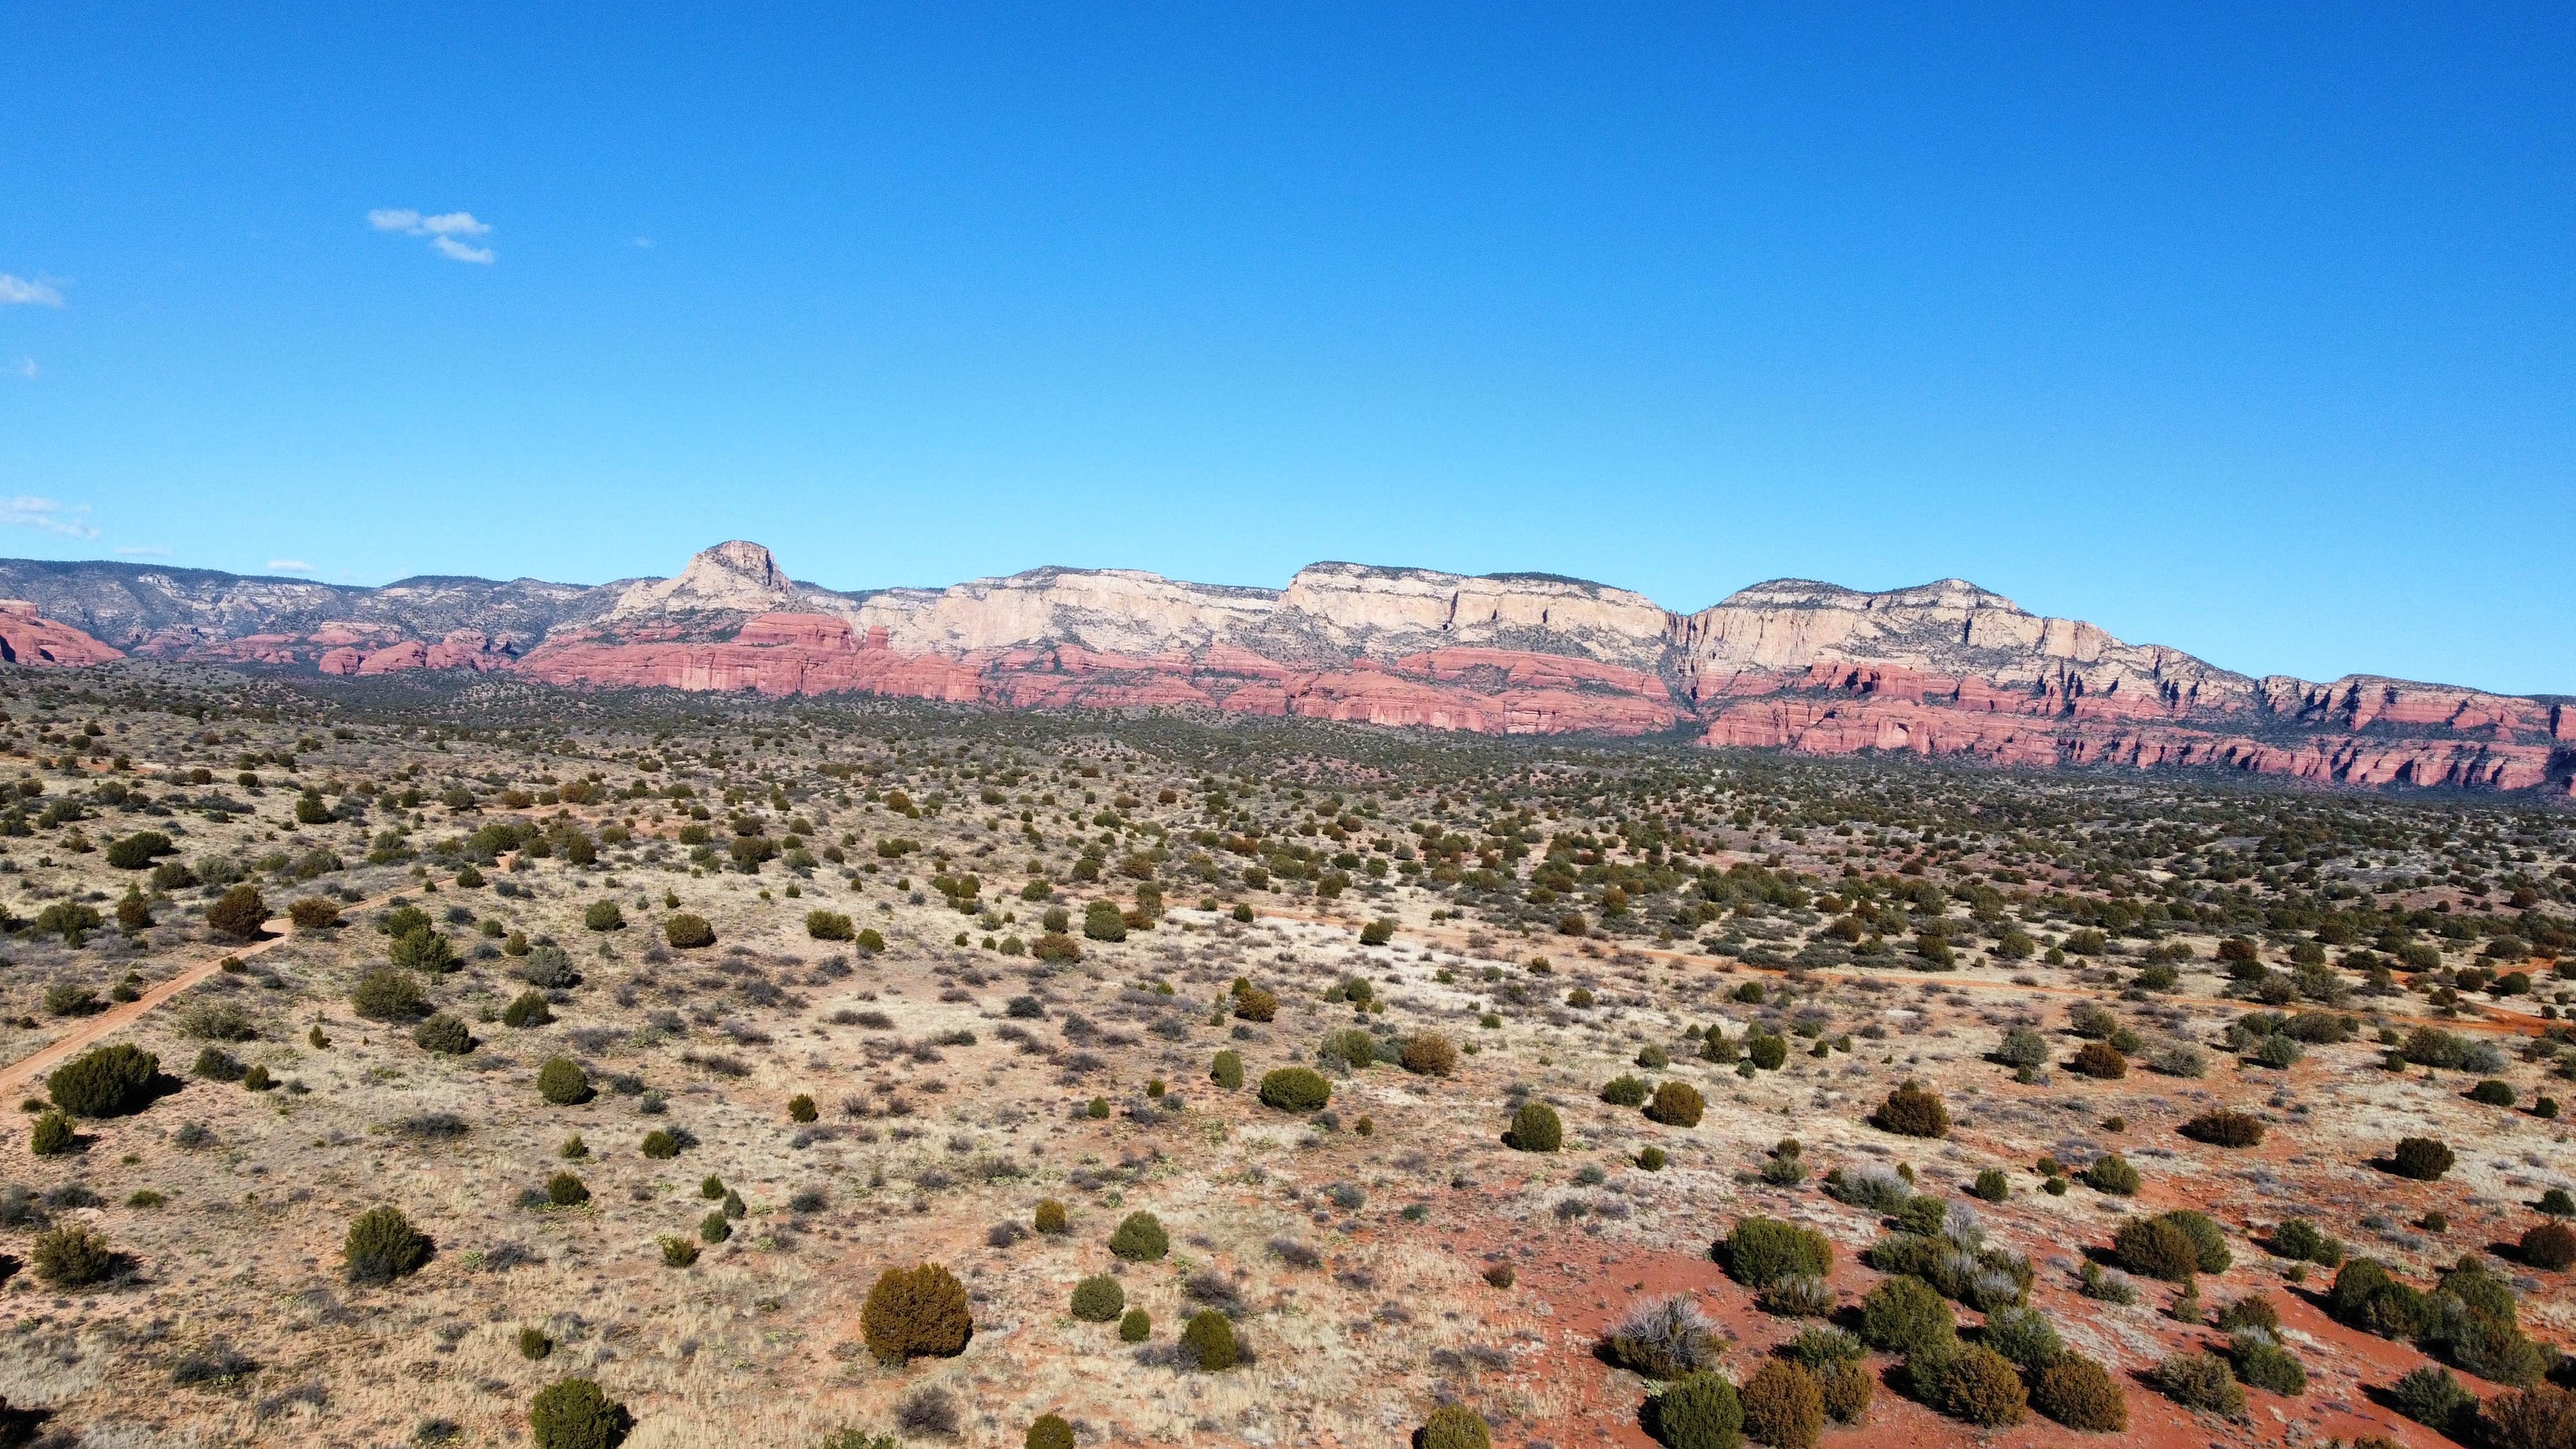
3,5 -> 2570,693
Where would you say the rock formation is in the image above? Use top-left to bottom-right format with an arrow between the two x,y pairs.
0,542 -> 2564,797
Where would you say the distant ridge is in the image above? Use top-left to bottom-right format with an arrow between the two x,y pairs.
0,542 -> 2564,797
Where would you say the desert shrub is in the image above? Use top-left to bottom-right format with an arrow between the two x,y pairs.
412,1012 -> 474,1055
1652,1371 -> 1743,1449
1647,1080 -> 1705,1128
1026,1414 -> 1078,1449
2081,1153 -> 2141,1196
1506,1100 -> 1563,1152
2150,1041 -> 2209,1077
1180,1309 -> 1236,1370
1321,1027 -> 1378,1070
30,1110 -> 73,1156
545,1171 -> 590,1207
663,913 -> 715,949
1812,1357 -> 1871,1424
2484,1385 -> 2576,1449
205,884 -> 269,940
1119,1307 -> 1150,1342
2470,1078 -> 2516,1106
2180,1110 -> 2264,1148
503,990 -> 554,1028
2251,1034 -> 2304,1068
176,999 -> 256,1041
860,1263 -> 972,1363
520,945 -> 578,989
1859,1274 -> 1953,1354
2213,1293 -> 2282,1335
1759,1274 -> 1835,1318
894,1388 -> 957,1437
2327,1258 -> 2436,1340
1933,1343 -> 2027,1427
1419,1403 -> 1492,1449
48,1043 -> 159,1117
1724,1217 -> 1832,1288
1033,1198 -> 1068,1235
1109,1210 -> 1169,1262
1230,983 -> 1274,1019
1209,1050 -> 1244,1090
2031,1352 -> 2126,1431
1779,1326 -> 1865,1369
1969,1168 -> 2008,1202
641,1130 -> 680,1159
2068,1041 -> 2127,1079
1994,1025 -> 2049,1068
583,900 -> 625,933
2153,1350 -> 2245,1417
2271,1218 -> 2344,1266
288,896 -> 341,929
1070,1273 -> 1126,1321
351,967 -> 428,1021
389,927 -> 455,973
1257,1066 -> 1330,1113
2521,1221 -> 2576,1271
1823,1164 -> 1913,1213
2115,1216 -> 2202,1281
529,1378 -> 629,1449
1980,1304 -> 2061,1372
519,1327 -> 553,1361
43,982 -> 102,1018
31,1223 -> 115,1286
2390,1137 -> 2455,1180
2155,1209 -> 2231,1273
1607,1293 -> 1720,1378
2390,1365 -> 2475,1432
1741,1359 -> 1824,1447
1601,1074 -> 1650,1107
2230,1331 -> 2306,1396
1746,1030 -> 1788,1070
1873,1082 -> 1948,1138
538,1057 -> 591,1105
344,1205 -> 432,1284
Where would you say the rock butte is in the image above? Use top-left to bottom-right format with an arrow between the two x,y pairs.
0,542 -> 2566,796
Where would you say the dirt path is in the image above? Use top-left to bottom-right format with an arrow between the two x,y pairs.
0,887 -> 402,1098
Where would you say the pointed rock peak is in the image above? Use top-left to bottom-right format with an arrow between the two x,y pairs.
609,540 -> 798,618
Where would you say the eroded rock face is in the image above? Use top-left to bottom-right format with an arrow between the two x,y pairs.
3,541 -> 2564,795
0,601 -> 122,667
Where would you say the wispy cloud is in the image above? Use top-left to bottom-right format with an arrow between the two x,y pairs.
0,497 -> 98,539
114,545 -> 174,558
8,359 -> 33,379
368,209 -> 496,264
265,559 -> 314,573
633,237 -> 655,249
0,275 -> 64,307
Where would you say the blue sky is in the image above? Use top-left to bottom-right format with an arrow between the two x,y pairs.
3,5 -> 2570,693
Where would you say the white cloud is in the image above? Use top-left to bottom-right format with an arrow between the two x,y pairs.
370,209 -> 496,263
0,497 -> 98,539
115,545 -> 174,558
0,274 -> 64,307
633,236 -> 655,249
265,559 -> 314,573
8,359 -> 33,379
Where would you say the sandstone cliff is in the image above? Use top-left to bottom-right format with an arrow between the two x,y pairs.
0,542 -> 2563,797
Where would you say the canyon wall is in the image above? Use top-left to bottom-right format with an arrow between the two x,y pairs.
0,542 -> 2563,797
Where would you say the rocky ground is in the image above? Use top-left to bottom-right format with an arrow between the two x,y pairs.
0,661 -> 2567,1449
